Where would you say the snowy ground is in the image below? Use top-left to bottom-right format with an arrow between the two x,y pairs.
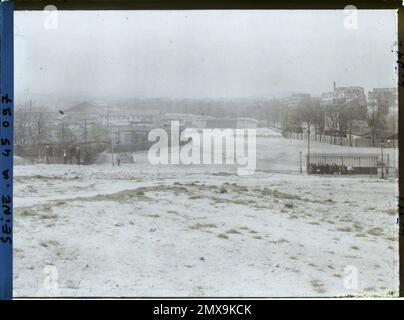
13,136 -> 399,297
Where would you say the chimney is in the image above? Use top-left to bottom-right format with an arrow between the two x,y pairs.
333,81 -> 336,91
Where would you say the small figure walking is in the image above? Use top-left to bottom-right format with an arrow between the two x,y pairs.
69,146 -> 75,164
75,146 -> 81,165
63,149 -> 68,164
45,145 -> 52,164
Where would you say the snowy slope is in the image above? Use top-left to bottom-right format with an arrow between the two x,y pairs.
13,136 -> 399,297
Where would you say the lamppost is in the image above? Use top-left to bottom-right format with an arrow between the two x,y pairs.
380,139 -> 391,179
112,129 -> 120,166
307,125 -> 311,173
299,151 -> 302,174
381,141 -> 384,179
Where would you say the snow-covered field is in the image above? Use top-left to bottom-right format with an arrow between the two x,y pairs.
13,136 -> 399,297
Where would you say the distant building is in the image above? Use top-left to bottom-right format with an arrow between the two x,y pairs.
283,93 -> 311,107
63,101 -> 109,123
367,88 -> 397,115
205,117 -> 258,129
158,113 -> 207,129
321,82 -> 367,135
64,101 -> 148,125
321,82 -> 366,108
157,114 -> 258,130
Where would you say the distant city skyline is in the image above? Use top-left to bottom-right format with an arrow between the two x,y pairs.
15,10 -> 397,100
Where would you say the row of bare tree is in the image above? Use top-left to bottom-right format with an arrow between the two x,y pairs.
14,107 -> 109,159
267,96 -> 394,147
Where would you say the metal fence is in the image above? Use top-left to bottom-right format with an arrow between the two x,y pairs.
307,153 -> 381,175
284,131 -> 350,146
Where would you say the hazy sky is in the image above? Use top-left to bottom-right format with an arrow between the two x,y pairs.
15,10 -> 397,99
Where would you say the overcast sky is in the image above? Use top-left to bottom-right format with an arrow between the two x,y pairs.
15,10 -> 397,99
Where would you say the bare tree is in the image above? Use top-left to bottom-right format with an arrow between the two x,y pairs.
367,109 -> 387,147
31,109 -> 51,146
14,110 -> 31,146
